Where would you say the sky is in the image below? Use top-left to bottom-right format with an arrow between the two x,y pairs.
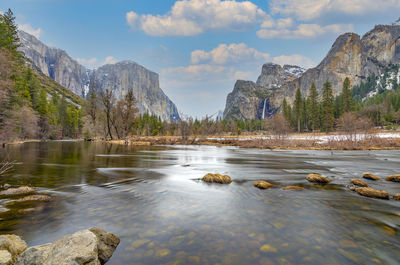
1,0 -> 400,118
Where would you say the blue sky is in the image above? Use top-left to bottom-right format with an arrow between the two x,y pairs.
1,0 -> 400,118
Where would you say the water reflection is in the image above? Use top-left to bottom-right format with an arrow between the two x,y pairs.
0,142 -> 399,264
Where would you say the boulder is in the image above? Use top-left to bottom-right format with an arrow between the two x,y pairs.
15,228 -> 119,265
349,186 -> 356,191
393,194 -> 400,201
350,179 -> 368,187
0,234 -> 28,263
362,173 -> 381,181
281,186 -> 304,191
355,187 -> 389,200
253,181 -> 274,189
6,195 -> 51,205
385,174 -> 400,182
0,250 -> 12,265
306,174 -> 331,184
0,187 -> 35,197
201,173 -> 232,184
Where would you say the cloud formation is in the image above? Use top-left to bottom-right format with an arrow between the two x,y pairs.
126,0 -> 268,36
18,24 -> 42,39
273,54 -> 315,69
257,23 -> 353,39
270,0 -> 400,21
76,56 -> 118,69
191,43 -> 270,65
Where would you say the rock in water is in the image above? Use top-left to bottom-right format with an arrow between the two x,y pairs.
386,174 -> 400,182
253,181 -> 274,189
362,173 -> 381,181
89,228 -> 120,264
306,174 -> 331,183
0,187 -> 36,196
15,228 -> 119,265
0,250 -> 12,265
351,179 -> 368,187
393,194 -> 400,201
0,235 -> 28,263
355,187 -> 389,200
201,173 -> 232,184
281,186 -> 304,191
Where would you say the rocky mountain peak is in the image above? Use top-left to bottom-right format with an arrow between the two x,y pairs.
256,63 -> 304,88
18,31 -> 180,121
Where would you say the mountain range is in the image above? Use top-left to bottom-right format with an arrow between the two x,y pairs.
18,31 -> 180,121
223,24 -> 400,120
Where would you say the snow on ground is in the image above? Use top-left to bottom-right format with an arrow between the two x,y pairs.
205,132 -> 400,144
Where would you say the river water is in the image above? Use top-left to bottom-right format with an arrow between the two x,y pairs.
0,141 -> 399,264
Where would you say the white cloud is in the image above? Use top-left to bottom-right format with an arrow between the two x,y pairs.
191,43 -> 270,65
103,56 -> 118,65
273,54 -> 315,69
76,56 -> 118,69
257,23 -> 353,39
270,0 -> 400,21
18,24 -> 42,39
162,64 -> 232,80
234,71 -> 253,80
126,0 -> 268,36
76,57 -> 98,69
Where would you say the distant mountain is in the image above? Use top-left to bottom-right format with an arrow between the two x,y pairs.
18,31 -> 180,121
223,24 -> 400,120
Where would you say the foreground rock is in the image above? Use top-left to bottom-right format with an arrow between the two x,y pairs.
386,174 -> 400,182
202,173 -> 232,184
253,181 -> 273,189
393,194 -> 400,201
0,234 -> 28,264
0,187 -> 35,196
362,173 -> 381,181
306,174 -> 331,184
6,195 -> 51,205
355,187 -> 389,200
15,228 -> 119,265
281,186 -> 304,191
351,179 -> 368,187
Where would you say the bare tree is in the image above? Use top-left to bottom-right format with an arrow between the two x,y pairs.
338,112 -> 373,141
267,114 -> 291,140
0,158 -> 13,175
100,89 -> 115,140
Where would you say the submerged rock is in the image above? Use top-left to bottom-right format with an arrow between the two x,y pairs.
355,187 -> 389,200
6,195 -> 51,205
15,227 -> 119,265
281,186 -> 304,191
386,174 -> 400,182
306,174 -> 331,184
349,186 -> 356,191
362,173 -> 381,181
0,249 -> 12,265
350,179 -> 368,187
393,194 -> 400,201
253,181 -> 273,189
0,187 -> 36,196
0,234 -> 28,263
201,173 -> 232,184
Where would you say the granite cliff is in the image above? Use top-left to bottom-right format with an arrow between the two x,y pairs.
223,24 -> 400,120
18,31 -> 180,121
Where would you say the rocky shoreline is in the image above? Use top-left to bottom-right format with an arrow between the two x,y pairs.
0,227 -> 119,265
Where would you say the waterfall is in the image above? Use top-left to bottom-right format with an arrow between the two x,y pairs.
261,98 -> 267,119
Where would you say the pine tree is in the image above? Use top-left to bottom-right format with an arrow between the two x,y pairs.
322,81 -> 334,132
294,88 -> 302,132
342,77 -> 353,113
282,98 -> 289,121
0,9 -> 20,53
308,81 -> 319,131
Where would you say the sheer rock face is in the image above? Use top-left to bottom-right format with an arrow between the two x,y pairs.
91,62 -> 180,121
224,25 -> 400,120
18,31 -> 180,121
223,80 -> 269,120
18,31 -> 90,98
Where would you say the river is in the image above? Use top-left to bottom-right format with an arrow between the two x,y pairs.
0,141 -> 399,264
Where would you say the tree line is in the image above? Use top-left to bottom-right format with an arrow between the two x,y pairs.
0,9 -> 82,142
